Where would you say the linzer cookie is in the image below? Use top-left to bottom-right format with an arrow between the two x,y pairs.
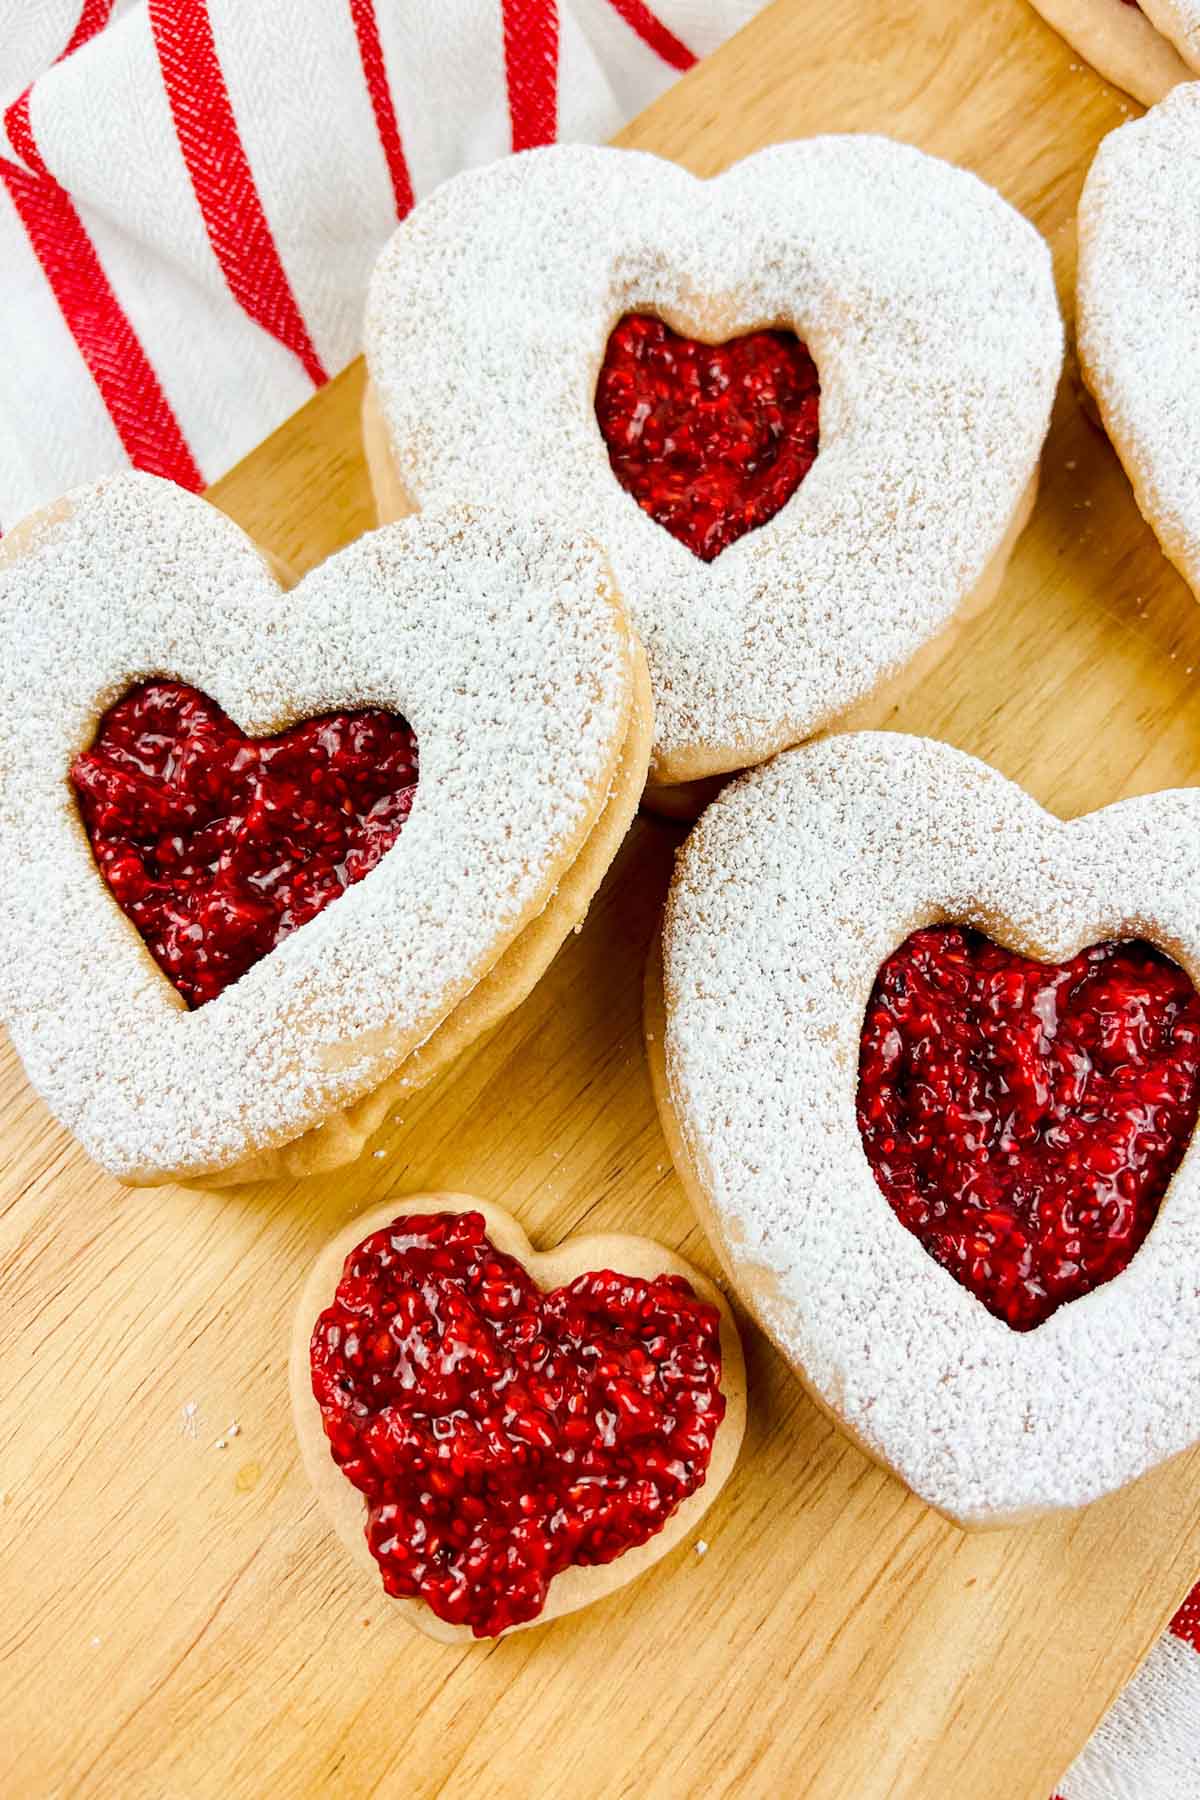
363,140 -> 1061,799
650,732 -> 1200,1526
0,475 -> 651,1187
1078,83 -> 1200,601
290,1196 -> 745,1640
1026,0 -> 1192,105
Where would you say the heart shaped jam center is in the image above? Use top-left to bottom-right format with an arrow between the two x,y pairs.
594,313 -> 820,562
309,1210 -> 725,1637
71,680 -> 419,1008
857,926 -> 1200,1330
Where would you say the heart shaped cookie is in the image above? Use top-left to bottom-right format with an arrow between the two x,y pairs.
0,475 -> 651,1187
1078,83 -> 1200,602
1026,0 -> 1192,106
649,732 -> 1200,1527
362,140 -> 1062,796
289,1195 -> 745,1640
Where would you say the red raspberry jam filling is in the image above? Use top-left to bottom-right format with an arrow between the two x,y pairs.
71,680 -> 418,1008
594,313 -> 820,562
857,926 -> 1200,1331
309,1210 -> 725,1637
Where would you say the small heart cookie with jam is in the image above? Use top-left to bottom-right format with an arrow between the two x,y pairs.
290,1197 -> 745,1639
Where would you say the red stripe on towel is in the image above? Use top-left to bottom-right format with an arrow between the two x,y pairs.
502,0 -> 560,151
150,0 -> 328,386
604,0 -> 696,71
0,158 -> 202,488
348,0 -> 415,219
3,0 -> 117,174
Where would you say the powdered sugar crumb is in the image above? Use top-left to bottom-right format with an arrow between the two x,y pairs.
0,476 -> 629,1180
367,140 -> 1060,783
660,733 -> 1200,1523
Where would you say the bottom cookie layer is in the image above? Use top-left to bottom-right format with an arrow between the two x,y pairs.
1027,0 -> 1192,106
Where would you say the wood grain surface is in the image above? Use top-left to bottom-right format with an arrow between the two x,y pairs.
4,2 -> 1200,1796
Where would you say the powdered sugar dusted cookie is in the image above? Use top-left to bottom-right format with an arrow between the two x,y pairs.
0,475 -> 649,1186
1027,0 -> 1192,106
364,141 -> 1061,793
650,733 -> 1200,1527
290,1194 -> 745,1641
1078,82 -> 1200,598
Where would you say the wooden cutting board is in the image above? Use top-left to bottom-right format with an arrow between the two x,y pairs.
4,1 -> 1200,1795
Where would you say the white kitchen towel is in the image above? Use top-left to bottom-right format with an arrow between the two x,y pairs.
1058,1587 -> 1200,1800
0,0 -> 763,527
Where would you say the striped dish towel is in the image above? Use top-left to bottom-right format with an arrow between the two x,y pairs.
0,0 -> 762,525
0,6 -> 1196,1795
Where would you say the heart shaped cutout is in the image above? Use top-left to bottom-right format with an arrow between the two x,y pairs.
594,314 -> 820,562
289,1196 -> 745,1641
857,925 -> 1200,1331
1079,82 -> 1200,601
0,476 -> 646,1186
73,680 -> 420,1008
365,140 -> 1061,789
651,733 -> 1200,1526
